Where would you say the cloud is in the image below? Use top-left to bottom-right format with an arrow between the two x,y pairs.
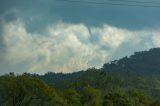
0,20 -> 6,67
1,0 -> 160,31
1,20 -> 107,74
0,20 -> 160,74
152,34 -> 160,47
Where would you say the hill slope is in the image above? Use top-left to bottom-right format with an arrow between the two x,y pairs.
1,48 -> 160,106
103,48 -> 160,77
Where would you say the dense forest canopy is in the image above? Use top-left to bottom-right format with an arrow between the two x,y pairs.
103,48 -> 160,77
0,48 -> 160,106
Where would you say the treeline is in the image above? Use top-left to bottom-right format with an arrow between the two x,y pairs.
0,72 -> 160,106
36,68 -> 160,98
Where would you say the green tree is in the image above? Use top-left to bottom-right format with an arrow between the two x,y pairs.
0,75 -> 64,106
81,85 -> 102,106
62,89 -> 82,106
103,92 -> 133,106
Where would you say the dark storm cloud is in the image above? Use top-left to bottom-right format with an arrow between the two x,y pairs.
0,21 -> 6,65
49,0 -> 160,29
1,0 -> 160,32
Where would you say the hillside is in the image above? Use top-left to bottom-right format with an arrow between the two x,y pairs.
1,48 -> 160,106
36,48 -> 160,88
103,48 -> 160,77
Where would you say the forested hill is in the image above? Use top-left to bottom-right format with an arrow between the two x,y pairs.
1,48 -> 160,106
103,48 -> 160,77
36,48 -> 160,86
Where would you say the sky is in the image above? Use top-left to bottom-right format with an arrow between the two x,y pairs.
0,0 -> 160,74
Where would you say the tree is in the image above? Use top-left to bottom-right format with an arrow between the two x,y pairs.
0,75 -> 64,106
103,92 -> 133,106
81,85 -> 102,106
62,89 -> 82,106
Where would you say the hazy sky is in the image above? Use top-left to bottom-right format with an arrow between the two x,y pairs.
0,0 -> 160,74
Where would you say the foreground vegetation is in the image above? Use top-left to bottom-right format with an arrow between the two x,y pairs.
0,72 -> 160,106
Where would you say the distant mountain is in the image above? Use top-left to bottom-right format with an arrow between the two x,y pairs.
103,48 -> 160,77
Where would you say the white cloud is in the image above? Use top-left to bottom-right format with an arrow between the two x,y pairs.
152,34 -> 160,47
1,20 -> 160,74
91,25 -> 134,48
